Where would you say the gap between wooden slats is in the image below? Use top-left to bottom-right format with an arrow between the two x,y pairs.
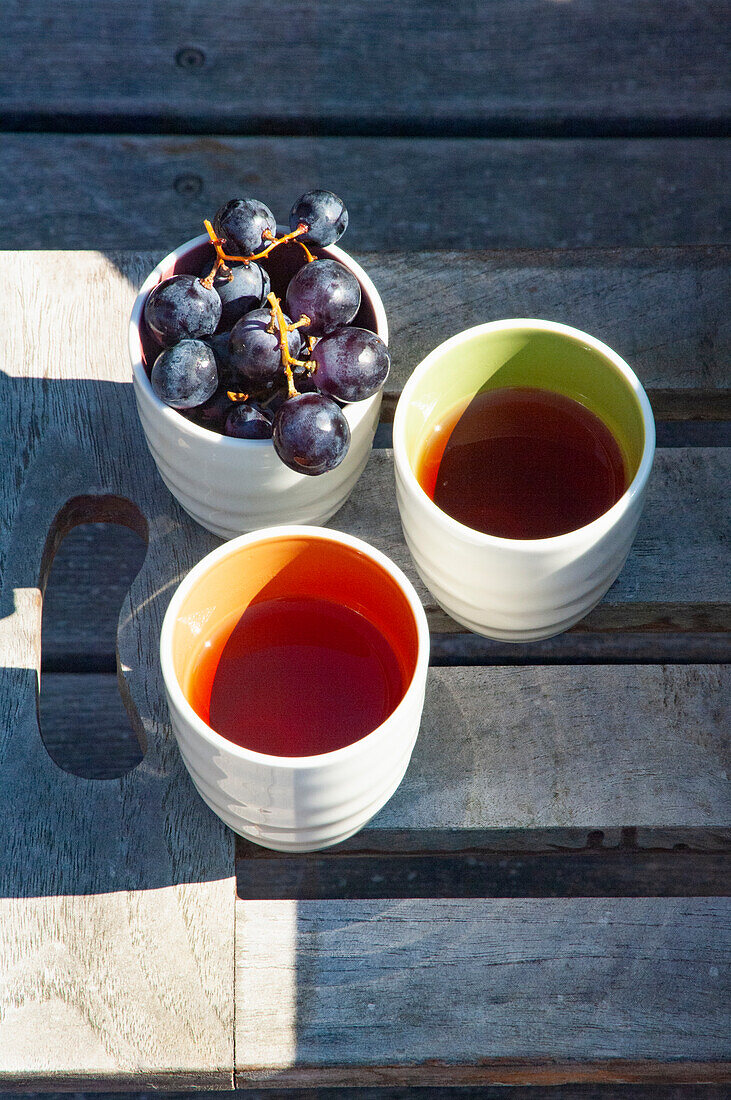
235,848 -> 731,900
0,1086 -> 726,1098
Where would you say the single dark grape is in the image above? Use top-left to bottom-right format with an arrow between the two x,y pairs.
225,402 -> 273,439
228,307 -> 302,388
290,189 -> 348,246
311,326 -> 390,403
285,259 -> 360,336
144,275 -> 221,347
273,392 -> 350,476
202,261 -> 271,329
150,339 -> 218,410
183,385 -> 234,433
213,199 -> 276,255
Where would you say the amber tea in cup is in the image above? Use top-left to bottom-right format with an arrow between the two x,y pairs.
180,533 -> 419,758
417,385 -> 627,539
189,594 -> 405,756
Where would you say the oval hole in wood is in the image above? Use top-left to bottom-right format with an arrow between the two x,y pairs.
39,495 -> 148,779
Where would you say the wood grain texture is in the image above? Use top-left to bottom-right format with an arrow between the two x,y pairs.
235,898 -> 731,1083
40,448 -> 731,657
14,247 -> 730,402
107,246 -> 731,406
39,665 -> 731,833
352,665 -> 731,832
2,1 -> 728,127
1,137 -> 728,249
372,247 -> 731,409
0,252 -> 234,1083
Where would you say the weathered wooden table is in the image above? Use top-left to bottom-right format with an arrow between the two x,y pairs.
0,246 -> 728,1089
1,0 -> 729,1089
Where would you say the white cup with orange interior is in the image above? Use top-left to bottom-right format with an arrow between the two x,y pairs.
159,526 -> 430,851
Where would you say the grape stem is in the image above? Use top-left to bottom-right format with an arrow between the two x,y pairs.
267,292 -> 311,398
219,223 -> 309,265
201,220 -> 317,287
304,335 -> 319,373
200,220 -> 233,287
297,240 -> 316,263
227,390 -> 250,403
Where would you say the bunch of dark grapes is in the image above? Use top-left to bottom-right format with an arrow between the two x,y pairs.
142,190 -> 390,476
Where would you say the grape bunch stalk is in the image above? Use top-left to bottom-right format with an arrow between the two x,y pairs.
143,190 -> 390,476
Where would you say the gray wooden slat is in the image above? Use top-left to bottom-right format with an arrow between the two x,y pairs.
88,245 -> 731,410
1,137 -> 728,249
349,665 -> 731,833
40,448 -> 731,659
0,253 -> 234,1083
234,897 -> 731,1084
373,247 -> 731,415
2,1 -> 728,126
39,666 -> 731,832
9,247 -> 728,400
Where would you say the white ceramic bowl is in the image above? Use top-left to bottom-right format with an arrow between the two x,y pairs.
393,319 -> 655,642
160,526 -> 430,851
129,234 -> 388,538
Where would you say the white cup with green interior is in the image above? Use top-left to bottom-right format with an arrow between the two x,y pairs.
393,319 -> 655,641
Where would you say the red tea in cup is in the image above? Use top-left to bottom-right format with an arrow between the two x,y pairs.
180,535 -> 419,757
417,386 -> 626,540
190,595 -> 405,756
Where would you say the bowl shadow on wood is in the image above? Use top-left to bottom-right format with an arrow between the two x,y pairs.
0,369 -> 234,897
